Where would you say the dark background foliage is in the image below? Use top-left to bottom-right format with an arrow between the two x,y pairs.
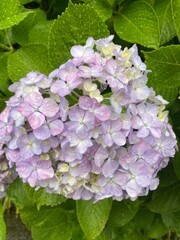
0,0 -> 180,239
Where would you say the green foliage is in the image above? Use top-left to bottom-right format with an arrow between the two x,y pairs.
12,9 -> 47,46
8,43 -> 53,82
0,0 -> 179,239
0,0 -> 33,30
25,184 -> 66,210
108,199 -> 139,227
76,199 -> 112,239
48,3 -> 109,68
171,0 -> 180,41
148,183 -> 180,213
114,1 -> 160,49
0,202 -> 6,240
143,45 -> 180,103
20,206 -> 72,240
82,0 -> 113,22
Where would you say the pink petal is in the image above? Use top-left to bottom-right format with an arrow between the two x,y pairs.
17,103 -> 34,117
39,98 -> 59,117
95,105 -> 111,121
24,92 -> 43,108
28,112 -> 45,129
49,120 -> 64,136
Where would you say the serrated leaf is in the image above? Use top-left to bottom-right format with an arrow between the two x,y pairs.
0,53 -> 11,96
12,9 -> 46,46
20,206 -> 72,240
147,183 -> 180,213
25,184 -> 65,210
48,3 -> 109,69
76,199 -> 112,240
0,202 -> 6,240
8,43 -> 53,82
28,20 -> 53,46
171,0 -> 180,41
6,177 -> 33,209
108,199 -> 139,227
82,0 -> 113,22
143,45 -> 180,104
114,1 -> 160,49
154,0 -> 176,45
0,0 -> 33,30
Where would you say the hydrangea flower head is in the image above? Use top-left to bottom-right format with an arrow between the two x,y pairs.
0,36 -> 177,202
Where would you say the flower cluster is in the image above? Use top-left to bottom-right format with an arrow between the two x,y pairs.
0,36 -> 177,201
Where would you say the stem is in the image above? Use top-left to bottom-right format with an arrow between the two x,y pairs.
0,43 -> 12,51
4,29 -> 13,52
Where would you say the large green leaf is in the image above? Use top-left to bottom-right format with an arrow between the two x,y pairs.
0,0 -> 33,30
108,199 -> 139,227
6,178 -> 32,209
12,9 -> 46,46
20,206 -> 72,240
143,45 -> 180,103
147,183 -> 180,213
162,211 -> 180,235
133,207 -> 155,229
171,0 -> 180,41
0,53 -> 11,96
28,20 -> 53,46
8,43 -> 53,82
148,215 -> 168,239
25,184 -> 65,210
114,1 -> 160,49
48,3 -> 109,69
0,202 -> 6,240
82,0 -> 113,22
76,199 -> 112,239
154,0 -> 176,45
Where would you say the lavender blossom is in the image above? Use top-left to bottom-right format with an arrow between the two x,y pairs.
0,35 -> 177,202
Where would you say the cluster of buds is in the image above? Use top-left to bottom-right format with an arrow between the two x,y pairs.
0,36 -> 177,202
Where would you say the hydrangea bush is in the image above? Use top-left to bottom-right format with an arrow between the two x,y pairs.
0,0 -> 180,239
0,36 -> 177,203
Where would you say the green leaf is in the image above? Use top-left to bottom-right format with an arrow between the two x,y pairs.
133,207 -> 155,229
173,151 -> 180,180
147,182 -> 180,213
0,0 -> 33,30
12,9 -> 46,46
82,0 -> 113,22
154,0 -> 176,45
20,206 -> 72,240
158,162 -> 178,187
0,53 -> 11,96
8,43 -> 53,82
0,202 -> 6,240
148,215 -> 168,238
114,1 -> 160,49
108,199 -> 139,227
162,211 -> 180,235
171,0 -> 180,41
6,178 -> 33,209
76,199 -> 112,239
25,184 -> 65,210
143,45 -> 180,103
48,3 -> 109,69
28,20 -> 53,46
